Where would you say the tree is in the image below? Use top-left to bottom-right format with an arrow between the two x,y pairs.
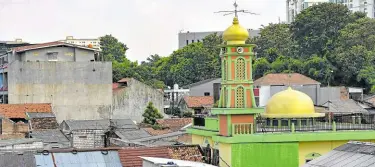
254,23 -> 297,59
291,3 -> 352,57
100,35 -> 129,62
142,102 -> 163,125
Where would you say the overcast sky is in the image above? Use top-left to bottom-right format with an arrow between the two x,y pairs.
0,0 -> 285,62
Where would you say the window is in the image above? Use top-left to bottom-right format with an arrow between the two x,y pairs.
272,119 -> 278,126
255,97 -> 259,107
236,58 -> 245,80
78,135 -> 87,139
281,120 -> 288,126
47,52 -> 58,61
186,40 -> 189,45
204,92 -> 210,96
192,40 -> 195,43
236,87 -> 244,108
194,109 -> 202,115
197,40 -> 200,42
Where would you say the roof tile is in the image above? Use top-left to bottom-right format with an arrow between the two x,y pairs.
0,103 -> 52,119
183,96 -> 214,108
12,41 -> 98,52
254,73 -> 320,86
156,118 -> 193,131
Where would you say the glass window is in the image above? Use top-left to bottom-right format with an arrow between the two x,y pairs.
186,40 -> 189,45
273,119 -> 278,126
204,92 -> 210,96
301,120 -> 307,126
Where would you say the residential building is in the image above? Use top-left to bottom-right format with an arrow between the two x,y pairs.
60,119 -> 144,148
163,84 -> 189,112
30,129 -> 71,149
178,30 -> 260,49
178,96 -> 214,115
0,41 -> 112,122
188,14 -> 375,167
183,78 -> 221,101
111,78 -> 165,123
304,141 -> 375,167
59,36 -> 101,50
0,117 -> 29,139
0,103 -> 52,122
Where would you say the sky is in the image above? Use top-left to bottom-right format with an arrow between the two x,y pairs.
0,0 -> 285,62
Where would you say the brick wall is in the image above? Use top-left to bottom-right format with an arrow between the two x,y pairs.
72,130 -> 105,149
30,118 -> 58,130
1,118 -> 28,138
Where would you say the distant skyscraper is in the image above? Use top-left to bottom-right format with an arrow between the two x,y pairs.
286,0 -> 374,23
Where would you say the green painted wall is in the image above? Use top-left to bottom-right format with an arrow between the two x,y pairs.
232,143 -> 299,167
205,117 -> 219,131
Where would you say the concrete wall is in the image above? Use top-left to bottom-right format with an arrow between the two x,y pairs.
0,141 -> 44,151
318,87 -> 341,105
21,47 -> 95,62
111,79 -> 164,124
7,61 -> 112,122
189,78 -> 221,97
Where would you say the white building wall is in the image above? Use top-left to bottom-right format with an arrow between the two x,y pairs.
259,86 -> 271,107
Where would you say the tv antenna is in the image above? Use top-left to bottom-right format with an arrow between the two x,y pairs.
214,1 -> 259,17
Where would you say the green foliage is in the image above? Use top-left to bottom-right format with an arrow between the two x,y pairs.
100,35 -> 129,62
142,102 -> 163,125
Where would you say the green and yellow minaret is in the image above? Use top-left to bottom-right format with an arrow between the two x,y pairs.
212,15 -> 263,137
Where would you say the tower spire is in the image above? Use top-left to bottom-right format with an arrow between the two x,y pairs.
214,1 -> 260,18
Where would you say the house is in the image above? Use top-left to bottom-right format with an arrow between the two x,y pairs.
118,145 -> 204,167
26,112 -> 58,130
60,119 -> 144,148
111,78 -> 165,123
304,141 -> 375,167
0,41 -> 112,122
30,129 -> 70,149
320,99 -> 368,115
178,96 -> 214,115
183,78 -> 221,101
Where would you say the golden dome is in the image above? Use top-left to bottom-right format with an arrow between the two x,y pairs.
262,87 -> 325,118
223,17 -> 249,45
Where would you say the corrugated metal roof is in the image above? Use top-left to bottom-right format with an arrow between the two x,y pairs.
304,141 -> 375,167
35,151 -> 122,167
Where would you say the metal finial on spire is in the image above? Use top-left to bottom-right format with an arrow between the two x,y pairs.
214,1 -> 260,18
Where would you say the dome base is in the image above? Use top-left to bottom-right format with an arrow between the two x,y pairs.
261,112 -> 325,118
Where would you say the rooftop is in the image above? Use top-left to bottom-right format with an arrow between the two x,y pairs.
0,103 -> 52,119
26,112 -> 56,119
254,73 -> 321,86
183,96 -> 214,108
304,141 -> 375,167
63,119 -> 137,130
11,41 -> 99,53
115,129 -> 152,141
30,129 -> 69,143
156,118 -> 193,131
0,138 -> 42,147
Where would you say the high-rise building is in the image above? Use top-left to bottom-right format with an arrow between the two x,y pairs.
286,0 -> 374,23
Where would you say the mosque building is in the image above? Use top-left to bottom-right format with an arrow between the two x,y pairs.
187,7 -> 375,167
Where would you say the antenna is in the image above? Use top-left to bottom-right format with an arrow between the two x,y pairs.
214,1 -> 260,18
